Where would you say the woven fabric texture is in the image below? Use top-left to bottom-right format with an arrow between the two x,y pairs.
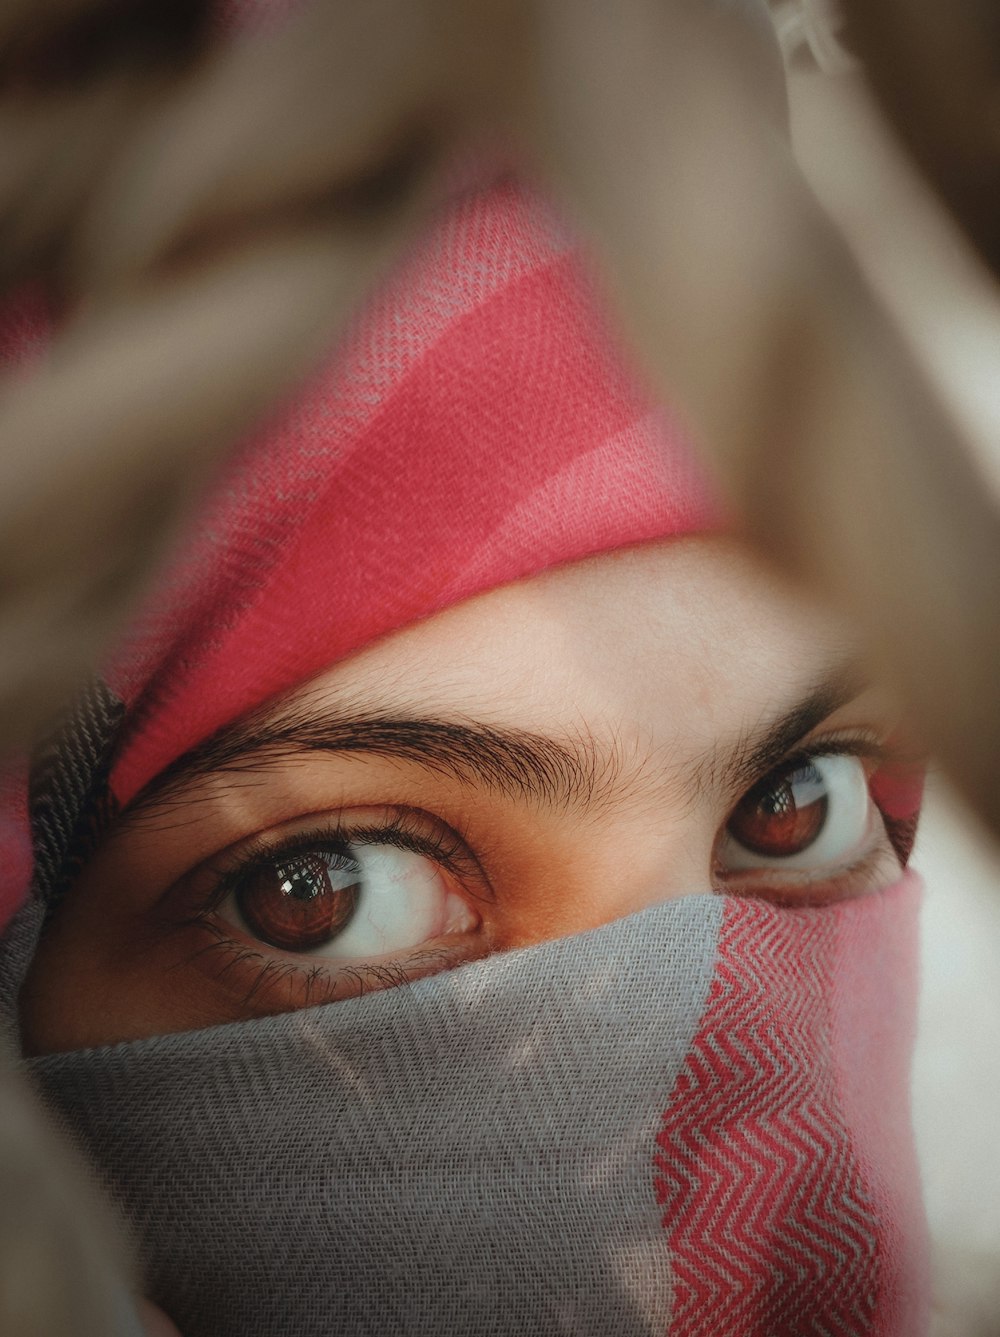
28,884 -> 926,1337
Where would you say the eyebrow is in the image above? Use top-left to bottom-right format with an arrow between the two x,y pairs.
125,668 -> 863,825
127,710 -> 609,820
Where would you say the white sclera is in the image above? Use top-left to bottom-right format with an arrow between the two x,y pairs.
718,753 -> 872,872
307,844 -> 475,959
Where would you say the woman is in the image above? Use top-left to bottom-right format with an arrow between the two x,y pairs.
2,174 -> 929,1334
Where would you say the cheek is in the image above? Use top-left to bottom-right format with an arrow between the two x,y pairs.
22,952 -> 253,1053
20,899 -> 109,1054
20,882 -> 248,1053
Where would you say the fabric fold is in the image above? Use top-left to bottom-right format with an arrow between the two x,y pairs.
28,881 -> 927,1337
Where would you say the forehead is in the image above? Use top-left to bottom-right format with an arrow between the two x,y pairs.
284,536 -> 852,746
110,534 -> 875,898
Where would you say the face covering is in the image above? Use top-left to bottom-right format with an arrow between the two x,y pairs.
27,881 -> 927,1337
1,173 -> 929,1335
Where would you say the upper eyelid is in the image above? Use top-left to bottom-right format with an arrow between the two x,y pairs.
184,806 -> 495,915
687,675 -> 871,802
767,728 -> 887,772
119,692 -> 898,907
142,728 -> 891,874
729,734 -> 894,820
197,733 -> 888,892
700,724 -> 886,816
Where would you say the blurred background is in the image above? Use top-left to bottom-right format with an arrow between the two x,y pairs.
915,788 -> 1000,1259
783,32 -> 1000,1315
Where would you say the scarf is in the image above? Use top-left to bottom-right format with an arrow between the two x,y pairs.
3,173 -> 929,1335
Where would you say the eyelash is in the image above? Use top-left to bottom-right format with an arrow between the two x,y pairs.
177,729 -> 918,1007
198,804 -> 491,919
182,921 -> 463,1009
746,727 -> 885,776
176,807 -> 490,1007
715,727 -> 920,896
791,728 -> 921,865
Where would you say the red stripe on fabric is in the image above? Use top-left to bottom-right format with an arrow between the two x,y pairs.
102,179 -> 570,707
0,762 -> 32,933
870,760 -> 925,823
654,879 -> 927,1335
829,873 -> 930,1334
0,282 -> 52,374
111,257 -> 712,803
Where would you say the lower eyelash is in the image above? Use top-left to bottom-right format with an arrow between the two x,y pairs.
726,847 -> 899,908
177,917 -> 464,1010
880,811 -> 920,866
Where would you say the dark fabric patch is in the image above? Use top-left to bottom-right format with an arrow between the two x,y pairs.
29,678 -> 124,908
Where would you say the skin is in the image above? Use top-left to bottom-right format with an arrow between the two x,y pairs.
21,536 -> 911,1053
139,1301 -> 182,1337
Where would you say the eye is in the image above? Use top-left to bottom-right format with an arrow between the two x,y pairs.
218,836 -> 479,960
717,753 -> 873,875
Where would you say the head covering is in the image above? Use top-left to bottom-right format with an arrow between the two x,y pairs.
3,174 -> 929,1335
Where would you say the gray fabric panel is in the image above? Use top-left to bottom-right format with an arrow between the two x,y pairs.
27,894 -> 723,1337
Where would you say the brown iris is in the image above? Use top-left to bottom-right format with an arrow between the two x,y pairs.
236,850 -> 361,952
727,760 -> 828,858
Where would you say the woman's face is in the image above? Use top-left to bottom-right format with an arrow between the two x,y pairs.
21,536 -> 915,1053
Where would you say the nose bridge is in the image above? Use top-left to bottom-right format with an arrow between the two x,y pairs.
500,811 -> 716,945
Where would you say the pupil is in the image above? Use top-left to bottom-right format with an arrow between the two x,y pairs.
728,760 -> 828,858
236,848 -> 361,952
762,787 -> 794,818
279,855 -> 328,901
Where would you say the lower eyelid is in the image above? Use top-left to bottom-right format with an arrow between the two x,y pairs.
178,913 -> 487,1016
714,839 -> 902,907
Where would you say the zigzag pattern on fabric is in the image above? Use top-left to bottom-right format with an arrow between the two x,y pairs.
654,898 -> 890,1337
